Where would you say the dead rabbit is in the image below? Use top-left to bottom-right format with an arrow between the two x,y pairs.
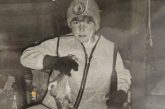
48,72 -> 74,109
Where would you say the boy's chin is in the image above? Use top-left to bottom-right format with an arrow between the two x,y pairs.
77,38 -> 89,43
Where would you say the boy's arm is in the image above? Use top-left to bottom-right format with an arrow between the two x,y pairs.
107,52 -> 131,108
116,52 -> 131,92
20,38 -> 57,69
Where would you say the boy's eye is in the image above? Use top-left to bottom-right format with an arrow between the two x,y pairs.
86,17 -> 94,24
87,20 -> 93,24
72,21 -> 79,25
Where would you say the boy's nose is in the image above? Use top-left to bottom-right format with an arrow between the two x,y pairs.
79,23 -> 85,32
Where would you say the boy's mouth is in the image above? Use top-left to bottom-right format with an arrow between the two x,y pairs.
78,35 -> 87,38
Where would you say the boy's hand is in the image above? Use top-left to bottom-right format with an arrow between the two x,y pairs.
43,55 -> 78,76
107,90 -> 127,108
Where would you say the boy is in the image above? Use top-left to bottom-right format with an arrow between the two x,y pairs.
21,0 -> 131,109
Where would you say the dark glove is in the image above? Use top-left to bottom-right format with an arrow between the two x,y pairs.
107,90 -> 128,108
43,55 -> 78,76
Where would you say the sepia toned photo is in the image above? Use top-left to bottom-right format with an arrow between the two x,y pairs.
0,0 -> 164,109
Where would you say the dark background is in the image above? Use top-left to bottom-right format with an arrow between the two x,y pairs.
0,0 -> 165,109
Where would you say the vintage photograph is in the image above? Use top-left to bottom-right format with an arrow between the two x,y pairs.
0,0 -> 164,109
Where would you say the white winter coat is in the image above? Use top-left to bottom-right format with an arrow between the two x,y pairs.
21,33 -> 131,109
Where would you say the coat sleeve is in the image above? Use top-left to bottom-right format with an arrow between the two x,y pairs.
116,52 -> 131,92
20,38 -> 58,70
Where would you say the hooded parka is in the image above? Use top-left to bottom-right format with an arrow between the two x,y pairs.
21,33 -> 131,109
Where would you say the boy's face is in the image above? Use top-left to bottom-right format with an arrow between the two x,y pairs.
70,15 -> 96,43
